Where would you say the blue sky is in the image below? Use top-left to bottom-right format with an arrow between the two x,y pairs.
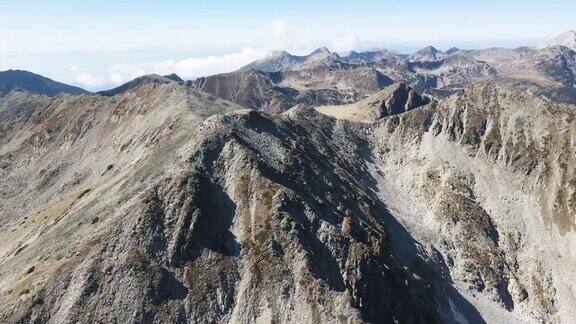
0,0 -> 574,90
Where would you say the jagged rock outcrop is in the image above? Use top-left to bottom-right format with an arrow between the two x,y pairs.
315,83 -> 430,122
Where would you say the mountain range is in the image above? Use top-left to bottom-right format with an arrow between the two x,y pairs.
0,70 -> 88,97
187,34 -> 576,112
1,31 -> 576,323
3,30 -> 576,108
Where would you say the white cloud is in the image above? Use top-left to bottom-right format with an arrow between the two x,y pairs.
272,20 -> 288,49
70,20 -> 362,90
71,47 -> 269,89
102,47 -> 267,86
331,33 -> 359,53
75,72 -> 107,87
174,47 -> 267,78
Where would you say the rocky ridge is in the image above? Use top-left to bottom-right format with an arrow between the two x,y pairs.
0,80 -> 575,323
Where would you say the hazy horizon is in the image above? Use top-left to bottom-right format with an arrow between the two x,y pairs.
1,0 -> 574,91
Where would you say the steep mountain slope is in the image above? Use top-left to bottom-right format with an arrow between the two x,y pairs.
367,84 -> 576,323
0,70 -> 88,97
0,91 -> 53,149
0,82 -> 240,224
189,69 -> 292,113
1,82 -> 575,323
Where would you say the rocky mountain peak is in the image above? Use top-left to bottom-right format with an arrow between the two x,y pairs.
238,47 -> 341,73
543,30 -> 576,51
98,73 -> 181,96
362,82 -> 430,118
310,46 -> 331,55
421,45 -> 439,53
411,45 -> 443,61
445,47 -> 460,55
306,47 -> 333,60
163,73 -> 184,82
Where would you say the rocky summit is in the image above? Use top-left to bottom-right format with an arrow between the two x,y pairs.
1,32 -> 576,323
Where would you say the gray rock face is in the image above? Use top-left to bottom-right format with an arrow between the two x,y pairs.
1,80 -> 576,323
315,83 -> 431,123
370,82 -> 430,117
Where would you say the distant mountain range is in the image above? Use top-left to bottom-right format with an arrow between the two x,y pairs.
190,31 -> 576,111
2,30 -> 575,107
0,70 -> 89,97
